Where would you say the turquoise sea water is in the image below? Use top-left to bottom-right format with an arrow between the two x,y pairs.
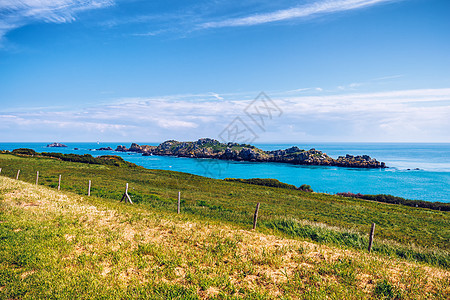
1,142 -> 449,203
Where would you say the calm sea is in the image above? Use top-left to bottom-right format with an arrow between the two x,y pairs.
1,142 -> 449,203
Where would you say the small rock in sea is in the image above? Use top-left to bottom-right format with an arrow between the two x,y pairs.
115,145 -> 128,152
97,147 -> 113,151
74,148 -> 79,150
47,142 -> 67,148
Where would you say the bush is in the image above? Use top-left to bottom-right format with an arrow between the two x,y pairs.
18,151 -> 140,168
336,192 -> 450,211
299,184 -> 313,192
224,178 -> 297,190
12,148 -> 37,156
374,280 -> 401,299
224,178 -> 315,193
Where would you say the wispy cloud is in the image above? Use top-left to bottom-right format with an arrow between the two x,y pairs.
200,0 -> 399,29
335,74 -> 403,91
0,0 -> 114,41
372,74 -> 404,81
209,92 -> 224,101
130,29 -> 166,37
1,88 -> 449,142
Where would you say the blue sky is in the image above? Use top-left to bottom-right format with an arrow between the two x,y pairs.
0,0 -> 449,143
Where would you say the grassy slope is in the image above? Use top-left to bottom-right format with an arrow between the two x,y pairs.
0,154 -> 448,249
1,177 -> 449,299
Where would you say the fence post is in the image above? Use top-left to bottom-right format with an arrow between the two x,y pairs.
36,171 -> 39,185
253,202 -> 261,230
16,170 -> 20,180
58,175 -> 61,191
120,183 -> 133,204
177,191 -> 181,214
368,223 -> 375,252
88,180 -> 91,196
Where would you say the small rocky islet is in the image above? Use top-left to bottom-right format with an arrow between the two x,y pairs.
115,138 -> 386,168
47,142 -> 68,148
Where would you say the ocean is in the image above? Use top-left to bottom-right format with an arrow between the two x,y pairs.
1,142 -> 449,203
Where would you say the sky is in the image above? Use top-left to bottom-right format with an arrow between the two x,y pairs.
0,0 -> 449,143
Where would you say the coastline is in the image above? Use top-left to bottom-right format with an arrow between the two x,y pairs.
1,142 -> 449,203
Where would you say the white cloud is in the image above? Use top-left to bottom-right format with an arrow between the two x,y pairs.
209,92 -> 224,100
0,0 -> 114,41
1,88 -> 449,142
276,88 -> 450,142
372,74 -> 404,81
156,119 -> 198,129
131,29 -> 167,37
200,0 -> 399,29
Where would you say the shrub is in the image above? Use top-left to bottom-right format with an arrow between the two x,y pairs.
224,178 -> 297,190
336,192 -> 450,212
12,148 -> 37,156
374,279 -> 401,299
13,150 -> 140,168
299,184 -> 313,192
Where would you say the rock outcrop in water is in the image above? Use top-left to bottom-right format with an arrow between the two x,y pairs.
115,145 -> 128,152
95,147 -> 113,151
116,138 -> 386,168
115,144 -> 156,153
47,142 -> 67,148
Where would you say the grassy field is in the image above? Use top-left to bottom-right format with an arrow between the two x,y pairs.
1,154 -> 449,255
1,176 -> 449,299
0,153 -> 449,298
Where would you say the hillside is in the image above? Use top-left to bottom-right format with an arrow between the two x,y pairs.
1,153 -> 450,297
1,177 -> 449,299
0,154 -> 448,253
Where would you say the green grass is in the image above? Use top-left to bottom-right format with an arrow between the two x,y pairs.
0,153 -> 449,269
1,173 -> 449,299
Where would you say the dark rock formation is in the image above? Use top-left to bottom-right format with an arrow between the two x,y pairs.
116,143 -> 156,154
115,145 -> 128,152
121,138 -> 387,169
47,142 -> 67,148
96,147 -> 113,151
129,143 -> 142,152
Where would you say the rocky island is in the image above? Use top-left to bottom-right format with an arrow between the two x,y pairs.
47,142 -> 67,148
94,147 -> 113,151
115,138 -> 386,168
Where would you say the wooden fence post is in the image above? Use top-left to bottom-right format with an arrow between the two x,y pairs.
16,170 -> 20,180
36,171 -> 39,185
368,223 -> 375,252
88,180 -> 91,196
177,191 -> 181,214
120,183 -> 133,204
253,202 -> 261,230
58,175 -> 61,191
